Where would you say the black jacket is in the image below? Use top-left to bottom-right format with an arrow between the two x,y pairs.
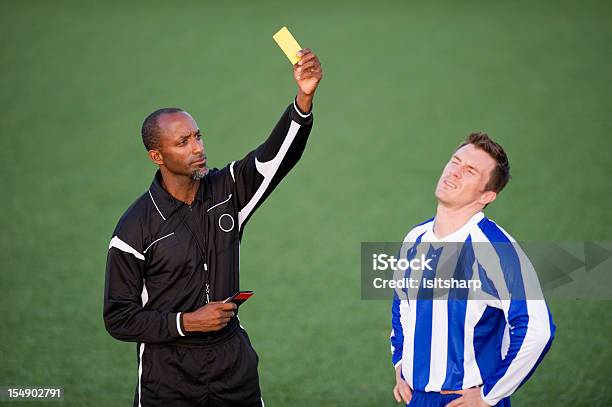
103,100 -> 313,344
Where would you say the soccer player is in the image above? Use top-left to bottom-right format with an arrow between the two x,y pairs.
103,49 -> 322,406
390,133 -> 555,406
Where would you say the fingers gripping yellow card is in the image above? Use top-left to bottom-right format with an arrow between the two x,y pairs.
273,27 -> 302,65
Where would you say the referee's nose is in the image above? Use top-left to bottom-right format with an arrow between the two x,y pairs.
192,137 -> 204,156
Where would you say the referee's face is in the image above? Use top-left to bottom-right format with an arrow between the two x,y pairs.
435,144 -> 497,209
155,111 -> 208,179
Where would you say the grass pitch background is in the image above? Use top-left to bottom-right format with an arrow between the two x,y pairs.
1,0 -> 611,405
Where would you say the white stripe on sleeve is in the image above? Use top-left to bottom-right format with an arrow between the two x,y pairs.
109,236 -> 145,261
238,120 -> 301,230
176,312 -> 185,337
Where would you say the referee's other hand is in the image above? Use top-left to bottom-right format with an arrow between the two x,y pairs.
182,302 -> 237,333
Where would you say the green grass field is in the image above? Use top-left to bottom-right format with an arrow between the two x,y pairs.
1,0 -> 611,405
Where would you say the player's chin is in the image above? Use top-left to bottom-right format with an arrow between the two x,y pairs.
435,189 -> 455,204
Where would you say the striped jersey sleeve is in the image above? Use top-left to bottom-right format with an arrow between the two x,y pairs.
389,219 -> 433,370
475,218 -> 556,405
390,293 -> 405,368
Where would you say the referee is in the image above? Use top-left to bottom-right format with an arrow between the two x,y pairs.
103,48 -> 322,406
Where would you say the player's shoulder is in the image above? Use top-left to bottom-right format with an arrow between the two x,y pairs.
472,215 -> 517,243
402,216 -> 434,242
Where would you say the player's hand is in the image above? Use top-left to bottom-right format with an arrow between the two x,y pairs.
182,302 -> 237,332
393,364 -> 412,404
294,48 -> 322,97
441,387 -> 491,407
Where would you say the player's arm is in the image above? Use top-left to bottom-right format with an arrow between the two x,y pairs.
479,243 -> 556,406
391,293 -> 412,404
390,233 -> 429,403
390,293 -> 405,370
228,48 -> 322,232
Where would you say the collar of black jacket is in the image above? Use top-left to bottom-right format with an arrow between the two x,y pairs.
148,170 -> 207,219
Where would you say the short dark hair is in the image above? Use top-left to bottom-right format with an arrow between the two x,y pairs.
457,132 -> 511,193
141,108 -> 184,151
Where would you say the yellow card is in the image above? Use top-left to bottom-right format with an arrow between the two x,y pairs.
273,26 -> 302,65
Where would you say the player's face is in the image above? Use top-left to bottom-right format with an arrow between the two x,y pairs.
156,112 -> 208,180
435,144 -> 497,208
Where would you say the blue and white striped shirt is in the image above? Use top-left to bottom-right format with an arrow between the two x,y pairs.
390,212 -> 555,405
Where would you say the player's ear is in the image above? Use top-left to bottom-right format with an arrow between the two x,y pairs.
479,190 -> 497,206
148,149 -> 164,166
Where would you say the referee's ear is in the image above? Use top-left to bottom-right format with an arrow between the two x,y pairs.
148,149 -> 164,166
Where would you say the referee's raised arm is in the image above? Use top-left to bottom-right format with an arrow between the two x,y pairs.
228,48 -> 323,231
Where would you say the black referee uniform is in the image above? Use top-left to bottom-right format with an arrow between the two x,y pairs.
103,100 -> 313,406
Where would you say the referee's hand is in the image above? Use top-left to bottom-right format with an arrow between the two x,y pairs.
294,48 -> 322,113
182,302 -> 237,333
294,48 -> 322,96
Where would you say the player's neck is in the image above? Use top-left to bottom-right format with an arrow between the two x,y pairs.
159,168 -> 199,205
433,202 -> 483,240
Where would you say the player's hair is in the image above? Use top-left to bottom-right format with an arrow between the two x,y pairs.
141,107 -> 185,151
457,132 -> 511,193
